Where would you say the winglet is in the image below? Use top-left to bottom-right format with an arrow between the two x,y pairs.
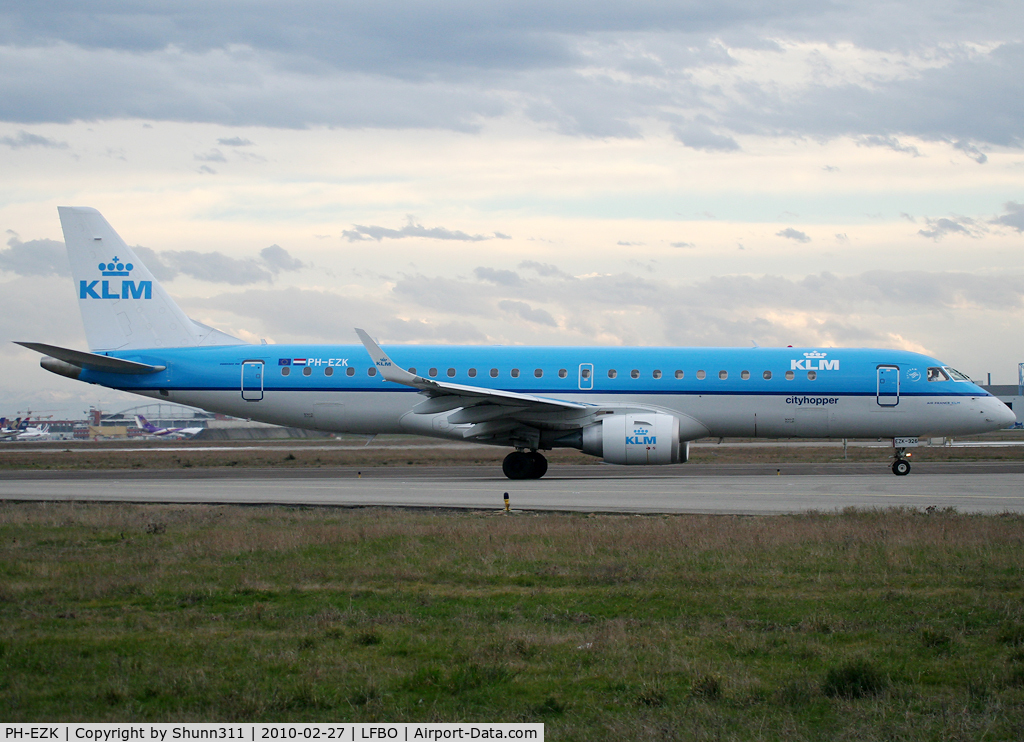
354,328 -> 419,385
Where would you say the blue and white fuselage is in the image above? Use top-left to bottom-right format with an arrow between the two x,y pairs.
17,207 -> 1015,479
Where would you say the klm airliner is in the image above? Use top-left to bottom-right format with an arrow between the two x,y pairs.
16,207 -> 1015,479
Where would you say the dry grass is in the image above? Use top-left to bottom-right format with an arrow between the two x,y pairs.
1,502 -> 1024,738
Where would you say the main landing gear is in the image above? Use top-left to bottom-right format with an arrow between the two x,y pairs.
891,448 -> 911,476
502,450 -> 549,480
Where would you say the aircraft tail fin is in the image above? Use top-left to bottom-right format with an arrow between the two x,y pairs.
135,415 -> 158,433
58,207 -> 246,351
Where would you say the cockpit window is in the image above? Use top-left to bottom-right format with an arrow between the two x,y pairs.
944,366 -> 972,382
927,367 -> 949,382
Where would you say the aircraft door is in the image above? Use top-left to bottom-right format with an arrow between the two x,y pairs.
242,360 -> 265,401
579,363 -> 594,390
876,365 -> 899,407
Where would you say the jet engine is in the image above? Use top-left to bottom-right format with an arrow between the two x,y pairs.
581,412 -> 688,465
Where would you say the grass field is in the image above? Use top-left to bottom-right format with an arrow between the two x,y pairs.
2,502 -> 1024,739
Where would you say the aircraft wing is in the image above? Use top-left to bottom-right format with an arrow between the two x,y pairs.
355,329 -> 588,412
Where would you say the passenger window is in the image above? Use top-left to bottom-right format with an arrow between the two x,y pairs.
675,370 -> 684,379
281,367 -> 290,376
741,370 -> 750,380
807,371 -> 817,380
303,366 -> 312,376
324,367 -> 333,377
653,370 -> 662,379
534,369 -> 543,378
927,367 -> 950,382
447,368 -> 456,377
608,369 -> 617,379
368,368 -> 377,377
630,370 -> 639,379
490,368 -> 499,378
346,367 -> 355,377
429,368 -> 438,377
511,369 -> 520,378
558,369 -> 567,378
468,368 -> 477,378
408,367 -> 416,375
763,370 -> 772,380
718,370 -> 728,380
696,370 -> 706,380
785,370 -> 794,380
581,368 -> 591,379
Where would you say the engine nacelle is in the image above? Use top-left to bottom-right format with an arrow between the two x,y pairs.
582,412 -> 688,465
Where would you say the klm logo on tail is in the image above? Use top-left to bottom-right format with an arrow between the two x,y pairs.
80,257 -> 152,300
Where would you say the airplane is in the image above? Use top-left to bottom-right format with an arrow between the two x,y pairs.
134,414 -> 203,439
14,423 -> 50,441
0,417 -> 21,440
14,206 -> 1016,478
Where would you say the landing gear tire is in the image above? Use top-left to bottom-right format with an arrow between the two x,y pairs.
502,450 -> 548,480
526,451 -> 548,479
892,459 -> 911,476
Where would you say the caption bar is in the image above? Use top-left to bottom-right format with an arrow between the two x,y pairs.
3,726 -> 542,742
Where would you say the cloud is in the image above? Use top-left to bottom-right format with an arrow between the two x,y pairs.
0,8 -> 1019,150
671,119 -> 740,152
131,246 -> 179,282
159,250 -> 273,284
498,299 -> 557,326
917,216 -> 984,241
952,139 -> 987,164
0,130 -> 68,149
195,149 -> 227,163
343,217 -> 506,242
0,235 -> 69,276
259,244 -> 305,272
776,228 -> 811,243
474,267 -> 522,287
670,242 -> 695,248
991,202 -> 1024,232
218,136 -> 254,146
518,260 -> 574,279
856,135 -> 921,157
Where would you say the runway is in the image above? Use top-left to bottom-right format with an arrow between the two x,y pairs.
2,463 -> 1022,514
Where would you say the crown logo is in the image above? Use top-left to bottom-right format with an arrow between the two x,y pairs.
804,351 -> 827,359
99,257 -> 133,277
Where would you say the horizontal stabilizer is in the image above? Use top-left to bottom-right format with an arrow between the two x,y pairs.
15,342 -> 166,374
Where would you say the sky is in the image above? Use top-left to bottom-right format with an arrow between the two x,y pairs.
0,0 -> 1022,419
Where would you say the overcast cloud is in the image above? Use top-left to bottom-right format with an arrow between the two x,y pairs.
0,2 -> 1021,149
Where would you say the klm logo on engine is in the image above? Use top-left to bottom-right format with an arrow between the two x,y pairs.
791,351 -> 839,371
626,427 -> 657,445
79,257 -> 152,300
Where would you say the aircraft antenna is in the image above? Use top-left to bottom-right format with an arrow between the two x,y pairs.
1018,362 -> 1023,397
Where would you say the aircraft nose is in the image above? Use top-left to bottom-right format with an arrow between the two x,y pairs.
988,398 -> 1017,429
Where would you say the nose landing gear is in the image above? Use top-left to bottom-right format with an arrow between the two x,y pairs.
502,450 -> 549,480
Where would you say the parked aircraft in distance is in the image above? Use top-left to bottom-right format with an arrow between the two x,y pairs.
0,418 -> 21,440
0,416 -> 51,441
15,207 -> 1016,478
13,423 -> 50,441
134,414 -> 203,439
